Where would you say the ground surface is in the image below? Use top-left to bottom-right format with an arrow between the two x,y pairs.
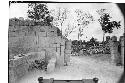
17,55 -> 124,83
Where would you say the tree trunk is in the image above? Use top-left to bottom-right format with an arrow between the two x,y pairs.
78,27 -> 80,40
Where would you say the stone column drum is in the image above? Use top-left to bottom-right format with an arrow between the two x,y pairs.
110,36 -> 119,65
120,36 -> 124,65
64,40 -> 72,65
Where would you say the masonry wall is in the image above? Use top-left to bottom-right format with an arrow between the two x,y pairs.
109,35 -> 124,66
8,25 -> 63,56
9,23 -> 71,83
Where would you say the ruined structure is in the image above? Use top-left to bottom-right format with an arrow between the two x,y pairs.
9,18 -> 72,83
64,40 -> 72,65
110,36 -> 119,64
109,35 -> 124,66
119,36 -> 124,65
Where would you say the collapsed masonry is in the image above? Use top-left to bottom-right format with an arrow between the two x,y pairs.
9,25 -> 72,83
109,35 -> 124,66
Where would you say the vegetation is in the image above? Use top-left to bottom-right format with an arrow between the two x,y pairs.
27,3 -> 53,25
75,9 -> 95,40
97,9 -> 121,42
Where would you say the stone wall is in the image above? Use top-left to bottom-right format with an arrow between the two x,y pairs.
64,40 -> 72,65
9,25 -> 72,81
119,36 -> 124,65
8,25 -> 62,55
9,51 -> 45,83
110,36 -> 119,64
109,35 -> 124,66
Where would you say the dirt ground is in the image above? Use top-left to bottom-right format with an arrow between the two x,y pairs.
17,55 -> 124,83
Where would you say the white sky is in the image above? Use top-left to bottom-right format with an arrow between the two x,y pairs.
9,3 -> 124,41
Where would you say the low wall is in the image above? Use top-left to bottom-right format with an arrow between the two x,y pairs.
9,51 -> 45,83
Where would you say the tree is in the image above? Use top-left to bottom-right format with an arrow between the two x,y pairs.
50,8 -> 69,36
64,23 -> 77,38
27,3 -> 53,25
97,9 -> 121,43
75,9 -> 95,40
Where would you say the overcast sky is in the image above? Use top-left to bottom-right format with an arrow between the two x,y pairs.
9,3 -> 124,41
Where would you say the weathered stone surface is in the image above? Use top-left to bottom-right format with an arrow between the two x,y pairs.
65,49 -> 72,54
47,58 -> 56,73
9,51 -> 46,83
120,36 -> 124,65
9,66 -> 17,83
109,36 -> 122,65
64,54 -> 71,64
110,42 -> 119,64
65,40 -> 72,49
55,52 -> 64,66
61,46 -> 65,57
8,25 -> 72,81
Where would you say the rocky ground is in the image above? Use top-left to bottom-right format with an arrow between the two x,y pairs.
17,55 -> 124,83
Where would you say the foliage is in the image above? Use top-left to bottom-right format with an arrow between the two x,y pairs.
75,9 -> 95,40
51,8 -> 68,27
50,8 -> 69,37
97,9 -> 121,34
27,3 -> 53,25
9,17 -> 35,26
89,37 -> 99,46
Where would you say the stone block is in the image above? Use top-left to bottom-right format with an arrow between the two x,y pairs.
47,31 -> 56,37
55,52 -> 64,66
65,49 -> 72,54
38,32 -> 47,37
65,41 -> 72,49
61,46 -> 65,57
64,54 -> 70,63
9,68 -> 17,83
49,43 -> 60,48
47,58 -> 56,73
15,63 -> 28,79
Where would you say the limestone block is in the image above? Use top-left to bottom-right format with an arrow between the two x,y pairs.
50,43 -> 60,48
120,36 -> 124,47
57,48 -> 60,55
15,63 -> 28,79
47,58 -> 56,73
55,52 -> 64,66
9,67 -> 17,83
9,58 -> 28,83
18,31 -> 26,36
65,49 -> 72,54
65,41 -> 72,49
120,36 -> 124,65
39,37 -> 50,47
64,54 -> 70,63
60,54 -> 64,66
61,46 -> 65,57
38,32 -> 46,37
121,46 -> 124,65
110,40 -> 120,65
47,31 -> 56,37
